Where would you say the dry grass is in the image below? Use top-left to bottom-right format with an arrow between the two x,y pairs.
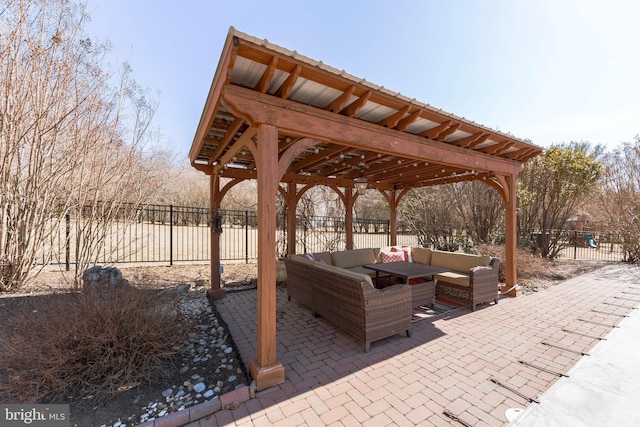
0,286 -> 188,405
477,243 -> 614,292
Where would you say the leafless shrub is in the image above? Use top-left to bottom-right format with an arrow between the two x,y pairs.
477,243 -> 554,283
0,0 -> 167,290
0,287 -> 187,404
599,137 -> 640,263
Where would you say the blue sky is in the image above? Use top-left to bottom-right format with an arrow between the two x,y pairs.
85,0 -> 640,160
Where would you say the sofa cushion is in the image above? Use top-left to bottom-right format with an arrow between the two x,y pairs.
436,272 -> 471,287
313,261 -> 374,287
332,248 -> 377,269
430,250 -> 491,273
381,250 -> 405,263
312,251 -> 333,265
411,247 -> 432,265
391,246 -> 412,262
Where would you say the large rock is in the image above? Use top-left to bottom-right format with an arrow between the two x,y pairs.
82,265 -> 130,293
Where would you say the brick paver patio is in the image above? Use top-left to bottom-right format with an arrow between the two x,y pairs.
190,264 -> 639,426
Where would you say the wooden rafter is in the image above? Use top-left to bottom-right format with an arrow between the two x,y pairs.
396,109 -> 421,131
484,141 -> 515,155
222,85 -> 524,175
340,91 -> 371,117
275,65 -> 301,99
329,152 -> 388,178
255,56 -> 278,93
452,132 -> 486,148
468,134 -> 491,149
207,117 -> 245,165
377,105 -> 411,128
418,120 -> 452,139
288,146 -> 347,173
325,85 -> 356,113
435,123 -> 461,141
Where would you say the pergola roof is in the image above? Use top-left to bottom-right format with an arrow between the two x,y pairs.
189,27 -> 542,191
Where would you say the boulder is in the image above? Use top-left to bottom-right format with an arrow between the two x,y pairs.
82,265 -> 130,293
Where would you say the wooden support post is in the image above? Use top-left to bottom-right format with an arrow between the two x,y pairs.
209,172 -> 224,300
389,188 -> 398,247
503,174 -> 520,297
345,189 -> 354,250
249,123 -> 285,390
287,182 -> 297,255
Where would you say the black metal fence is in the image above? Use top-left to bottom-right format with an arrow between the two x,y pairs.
44,203 -> 626,268
45,206 -> 408,268
539,229 -> 626,262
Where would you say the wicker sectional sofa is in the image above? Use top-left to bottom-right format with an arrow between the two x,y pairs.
283,255 -> 412,352
286,246 -> 500,312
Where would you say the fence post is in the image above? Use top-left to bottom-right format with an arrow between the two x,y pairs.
169,205 -> 174,266
387,220 -> 391,246
574,230 -> 577,259
65,213 -> 70,272
245,210 -> 249,264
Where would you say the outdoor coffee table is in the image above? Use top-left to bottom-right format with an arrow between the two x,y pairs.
364,262 -> 449,308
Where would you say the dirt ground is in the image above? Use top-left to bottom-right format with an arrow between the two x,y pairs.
0,262 -> 257,427
0,258 -> 614,426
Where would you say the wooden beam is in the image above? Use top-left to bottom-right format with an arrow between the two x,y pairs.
218,127 -> 257,168
468,134 -> 491,149
340,91 -> 371,117
377,105 -> 411,128
451,132 -> 486,148
396,109 -> 421,132
221,86 -> 524,175
219,167 -> 396,191
255,56 -> 278,93
418,120 -> 452,139
274,64 -> 301,99
325,85 -> 356,113
484,141 -> 515,155
189,34 -> 238,164
435,123 -> 461,141
288,145 -> 346,173
326,152 -> 386,177
505,147 -> 536,160
207,117 -> 245,165
277,138 -> 321,180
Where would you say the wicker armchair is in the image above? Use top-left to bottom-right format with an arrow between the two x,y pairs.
435,257 -> 500,311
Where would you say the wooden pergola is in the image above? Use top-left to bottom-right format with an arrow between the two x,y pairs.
189,27 -> 542,390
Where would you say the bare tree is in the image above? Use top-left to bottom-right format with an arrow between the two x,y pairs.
599,136 -> 640,262
398,185 -> 463,250
0,0 -> 163,290
452,180 -> 504,245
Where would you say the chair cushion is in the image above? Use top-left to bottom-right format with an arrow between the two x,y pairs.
436,272 -> 471,287
430,250 -> 491,272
